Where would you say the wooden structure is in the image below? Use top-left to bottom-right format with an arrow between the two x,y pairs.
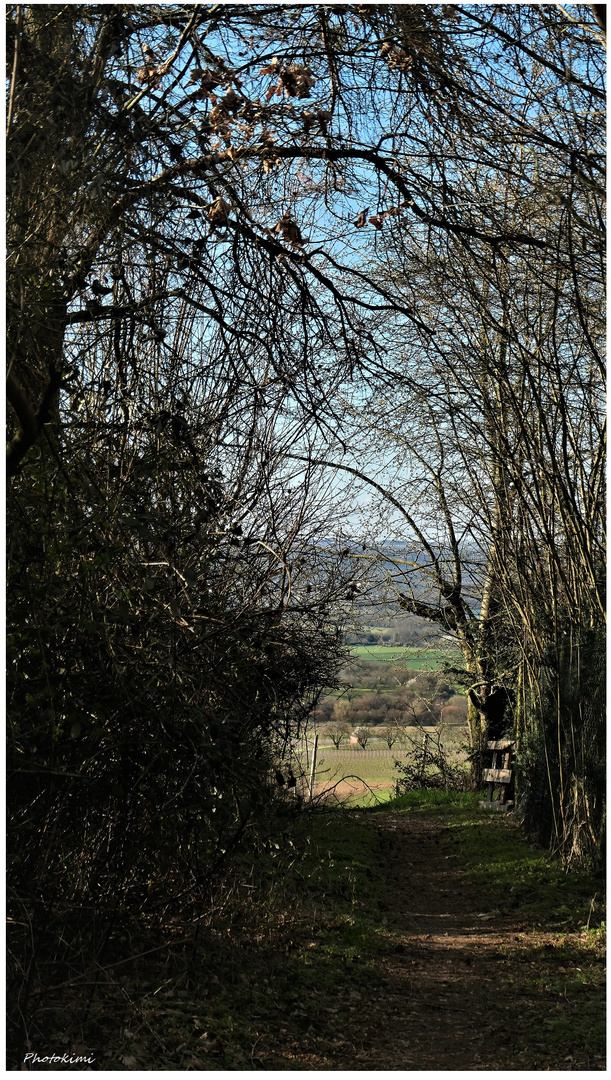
480,739 -> 515,811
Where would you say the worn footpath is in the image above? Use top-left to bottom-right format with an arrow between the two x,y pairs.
262,812 -> 605,1072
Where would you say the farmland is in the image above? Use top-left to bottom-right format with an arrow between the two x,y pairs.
296,726 -> 470,806
311,640 -> 468,733
348,643 -> 459,669
306,745 -> 401,804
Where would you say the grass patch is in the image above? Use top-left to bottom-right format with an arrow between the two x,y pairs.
373,792 -> 606,1064
301,731 -> 471,810
297,746 -> 401,805
349,644 -> 458,668
498,925 -> 606,1062
379,788 -> 480,812
324,799 -> 605,1067
441,809 -> 604,930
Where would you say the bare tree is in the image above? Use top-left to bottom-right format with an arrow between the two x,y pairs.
380,724 -> 401,751
278,4 -> 604,849
328,724 -> 350,750
355,727 -> 371,750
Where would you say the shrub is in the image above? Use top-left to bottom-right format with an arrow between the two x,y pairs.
394,726 -> 471,792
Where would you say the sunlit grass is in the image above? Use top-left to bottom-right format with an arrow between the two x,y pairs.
349,644 -> 459,668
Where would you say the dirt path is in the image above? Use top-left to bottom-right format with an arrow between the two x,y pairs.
266,812 -> 605,1072
336,813 -> 530,1071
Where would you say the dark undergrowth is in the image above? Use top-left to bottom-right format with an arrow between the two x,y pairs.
13,807 -> 387,1070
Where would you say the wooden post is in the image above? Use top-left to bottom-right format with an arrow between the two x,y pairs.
499,745 -> 511,804
419,731 -> 429,785
308,733 -> 319,803
481,739 -> 515,810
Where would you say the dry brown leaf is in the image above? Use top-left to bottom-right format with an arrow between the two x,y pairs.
260,58 -> 281,76
222,88 -> 241,113
276,212 -> 304,247
208,197 -> 231,225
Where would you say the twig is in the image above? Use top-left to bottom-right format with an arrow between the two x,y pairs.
6,6 -> 23,139
586,893 -> 597,932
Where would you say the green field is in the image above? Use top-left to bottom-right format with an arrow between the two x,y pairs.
297,730 -> 469,807
317,745 -> 399,775
348,644 -> 459,669
296,745 -> 398,797
313,749 -> 398,805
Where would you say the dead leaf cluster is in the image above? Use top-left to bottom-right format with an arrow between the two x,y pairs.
302,108 -> 332,135
274,212 -> 304,248
258,129 -> 280,173
136,62 -> 170,90
354,202 -> 411,229
263,212 -> 305,249
208,91 -> 244,138
207,197 -> 232,226
188,66 -> 224,94
380,42 -> 413,73
261,58 -> 317,100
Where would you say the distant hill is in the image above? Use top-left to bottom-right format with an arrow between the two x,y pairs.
345,614 -> 448,647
